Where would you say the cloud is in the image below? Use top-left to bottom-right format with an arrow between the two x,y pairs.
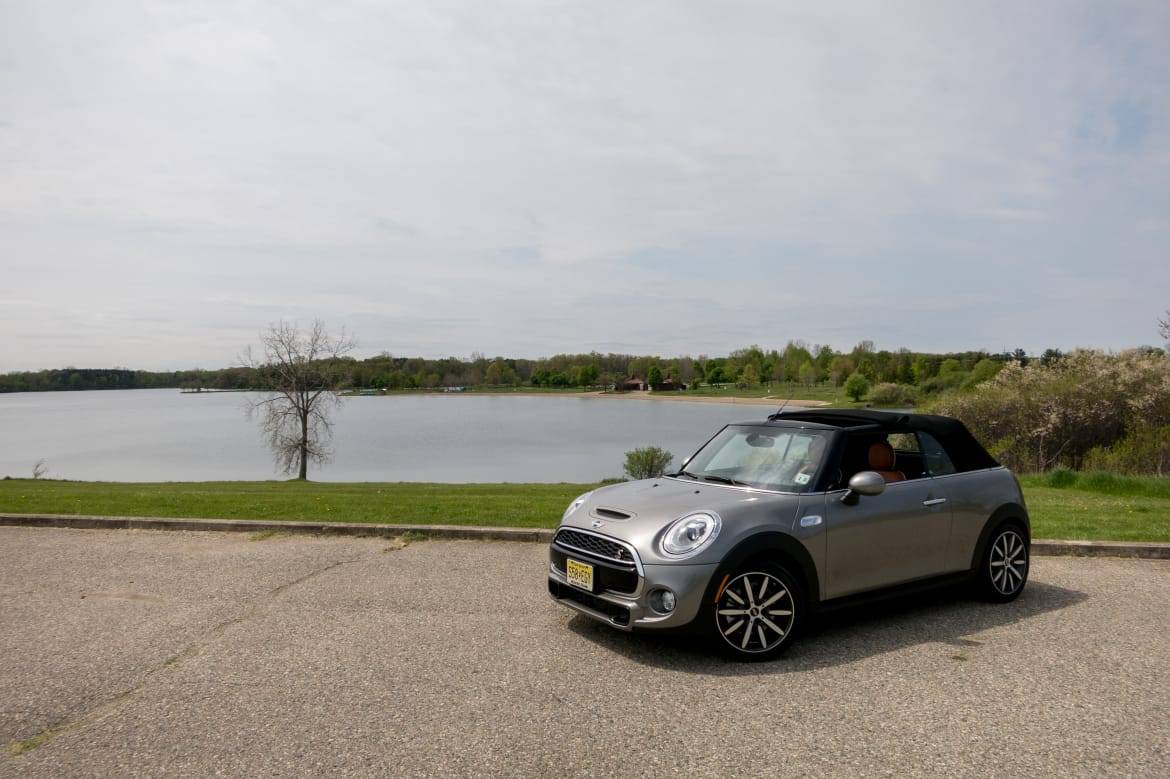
1,0 -> 1169,370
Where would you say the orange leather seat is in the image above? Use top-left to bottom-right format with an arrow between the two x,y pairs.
868,441 -> 906,483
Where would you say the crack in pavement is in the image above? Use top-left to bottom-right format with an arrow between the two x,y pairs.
6,555 -> 366,758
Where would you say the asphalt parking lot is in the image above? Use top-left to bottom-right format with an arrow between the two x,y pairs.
1,527 -> 1167,777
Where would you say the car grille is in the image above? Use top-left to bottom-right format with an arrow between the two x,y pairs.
550,549 -> 639,594
554,528 -> 634,563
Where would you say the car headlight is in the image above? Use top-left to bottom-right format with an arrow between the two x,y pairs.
660,512 -> 721,558
562,491 -> 592,521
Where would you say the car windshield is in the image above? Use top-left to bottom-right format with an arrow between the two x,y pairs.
677,425 -> 830,493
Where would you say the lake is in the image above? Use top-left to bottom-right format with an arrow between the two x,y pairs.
0,389 -> 781,482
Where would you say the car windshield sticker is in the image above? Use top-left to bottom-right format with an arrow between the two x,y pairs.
794,473 -> 811,485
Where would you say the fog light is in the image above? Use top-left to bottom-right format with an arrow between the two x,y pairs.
649,588 -> 676,614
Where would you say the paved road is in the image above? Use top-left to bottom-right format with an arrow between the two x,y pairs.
1,527 -> 1167,777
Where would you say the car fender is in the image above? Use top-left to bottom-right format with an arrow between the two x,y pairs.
703,531 -> 822,607
969,502 -> 1031,572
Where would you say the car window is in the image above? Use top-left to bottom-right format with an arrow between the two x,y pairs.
683,426 -> 829,492
888,432 -> 919,453
836,431 -> 928,483
918,432 -> 956,476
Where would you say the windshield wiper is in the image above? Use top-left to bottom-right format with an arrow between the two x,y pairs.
671,470 -> 748,487
698,474 -> 747,487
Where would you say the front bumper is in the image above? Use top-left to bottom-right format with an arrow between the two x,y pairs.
548,555 -> 718,631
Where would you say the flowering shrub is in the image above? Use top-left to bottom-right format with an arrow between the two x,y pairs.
929,349 -> 1170,473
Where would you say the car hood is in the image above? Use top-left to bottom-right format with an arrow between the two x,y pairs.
560,477 -> 804,565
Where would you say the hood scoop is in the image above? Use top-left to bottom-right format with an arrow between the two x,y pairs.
591,506 -> 634,521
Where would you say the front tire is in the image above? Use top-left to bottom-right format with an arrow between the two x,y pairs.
978,524 -> 1029,602
710,563 -> 803,661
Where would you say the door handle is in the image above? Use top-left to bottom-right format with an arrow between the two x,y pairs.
922,497 -> 947,506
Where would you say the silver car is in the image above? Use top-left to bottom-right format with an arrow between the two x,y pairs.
548,409 -> 1030,660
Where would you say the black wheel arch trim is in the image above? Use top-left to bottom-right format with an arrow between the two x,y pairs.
970,503 -> 1031,571
703,532 -> 821,607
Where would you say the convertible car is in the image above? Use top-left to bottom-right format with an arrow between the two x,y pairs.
548,409 -> 1029,660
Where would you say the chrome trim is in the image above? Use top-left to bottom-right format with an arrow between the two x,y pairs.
922,497 -> 948,506
926,466 -> 1007,481
553,526 -> 645,578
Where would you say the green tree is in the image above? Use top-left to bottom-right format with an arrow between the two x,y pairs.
844,371 -> 870,402
647,365 -> 664,387
576,364 -> 600,386
912,356 -> 935,384
738,363 -> 760,388
938,358 -> 963,378
829,355 -> 853,387
798,361 -> 817,386
964,358 -> 1002,388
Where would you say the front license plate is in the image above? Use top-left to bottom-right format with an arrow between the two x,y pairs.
565,558 -> 594,592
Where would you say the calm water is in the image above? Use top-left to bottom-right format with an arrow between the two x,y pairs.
0,389 -> 779,482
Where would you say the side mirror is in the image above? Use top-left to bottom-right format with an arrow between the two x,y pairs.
841,471 -> 886,504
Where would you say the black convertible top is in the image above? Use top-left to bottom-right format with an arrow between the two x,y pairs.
759,408 -> 1000,472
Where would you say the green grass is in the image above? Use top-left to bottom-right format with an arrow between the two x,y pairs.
1017,472 -> 1170,542
1022,469 -> 1170,499
2,473 -> 1167,542
0,479 -> 595,528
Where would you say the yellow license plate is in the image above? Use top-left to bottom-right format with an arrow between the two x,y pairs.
565,558 -> 594,591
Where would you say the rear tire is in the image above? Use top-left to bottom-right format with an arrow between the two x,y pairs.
977,523 -> 1029,602
709,562 -> 803,661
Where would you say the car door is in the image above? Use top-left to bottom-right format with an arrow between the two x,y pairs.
824,431 -> 952,599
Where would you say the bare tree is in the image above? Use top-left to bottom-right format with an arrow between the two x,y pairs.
32,459 -> 48,479
1160,309 -> 1170,343
245,320 -> 356,480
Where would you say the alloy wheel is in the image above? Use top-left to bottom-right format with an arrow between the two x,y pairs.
715,571 -> 795,654
989,529 -> 1027,595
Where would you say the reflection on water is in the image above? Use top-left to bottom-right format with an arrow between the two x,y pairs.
0,389 -> 781,482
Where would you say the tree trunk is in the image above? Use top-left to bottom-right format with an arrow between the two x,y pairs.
298,409 -> 309,480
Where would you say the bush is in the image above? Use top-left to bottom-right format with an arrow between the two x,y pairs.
623,446 -> 674,480
843,372 -> 870,402
920,371 -> 967,395
1083,424 -> 1170,477
868,382 -> 918,407
1045,467 -> 1078,488
929,349 -> 1170,472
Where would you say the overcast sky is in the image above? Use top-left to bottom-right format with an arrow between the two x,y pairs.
2,1 -> 1169,371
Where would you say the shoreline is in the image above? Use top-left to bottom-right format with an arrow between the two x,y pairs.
357,390 -> 830,407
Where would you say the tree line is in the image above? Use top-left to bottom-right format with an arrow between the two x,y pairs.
0,342 -> 1066,395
